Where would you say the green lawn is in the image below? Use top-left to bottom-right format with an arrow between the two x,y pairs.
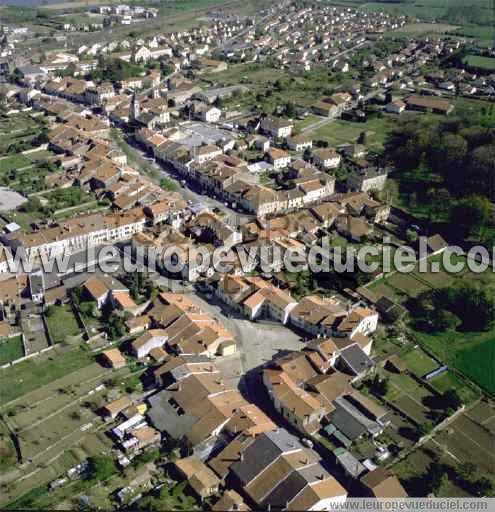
310,115 -> 394,153
0,336 -> 24,366
0,347 -> 94,406
463,54 -> 495,70
45,305 -> 82,344
401,348 -> 438,377
391,22 -> 459,36
454,25 -> 495,43
456,339 -> 495,396
0,154 -> 31,173
0,114 -> 45,156
0,162 -> 53,194
41,187 -> 96,212
429,371 -> 480,404
393,441 -> 470,497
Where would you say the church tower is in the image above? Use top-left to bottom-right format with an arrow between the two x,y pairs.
130,92 -> 140,121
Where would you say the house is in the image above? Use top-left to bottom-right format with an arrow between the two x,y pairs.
335,343 -> 374,378
287,134 -> 313,152
312,148 -> 341,169
194,104 -> 221,123
385,99 -> 406,114
16,65 -> 47,84
101,348 -> 126,369
126,315 -> 150,335
174,455 -> 221,499
131,329 -> 168,359
289,295 -> 348,337
336,306 -> 379,338
212,490 -> 250,511
112,291 -> 140,316
405,95 -> 454,115
347,166 -> 388,193
263,368 -> 329,435
195,144 -> 222,164
101,396 -> 132,420
147,365 -> 249,457
266,148 -> 291,169
335,215 -> 372,242
260,117 -> 294,139
360,468 -> 408,498
82,276 -> 110,308
312,100 -> 339,118
229,429 -> 347,510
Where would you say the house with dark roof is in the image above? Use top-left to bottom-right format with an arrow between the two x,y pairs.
229,429 -> 347,510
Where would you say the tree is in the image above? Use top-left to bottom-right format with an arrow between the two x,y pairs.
22,196 -> 42,213
428,460 -> 448,495
86,455 -> 117,482
473,477 -> 494,497
357,131 -> 367,145
431,133 -> 468,190
442,389 -> 461,411
434,283 -> 495,332
450,195 -> 491,239
405,229 -> 418,243
429,309 -> 461,333
285,101 -> 296,118
370,374 -> 389,396
467,145 -> 495,200
457,462 -> 477,482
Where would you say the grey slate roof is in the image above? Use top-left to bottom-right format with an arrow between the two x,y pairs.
261,470 -> 307,509
147,389 -> 197,439
339,343 -> 374,376
230,433 -> 283,486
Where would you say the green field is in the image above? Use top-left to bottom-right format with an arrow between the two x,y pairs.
463,55 -> 495,71
45,305 -> 82,344
0,347 -> 94,406
393,440 -> 470,497
0,336 -> 24,366
0,154 -> 31,173
454,25 -> 495,43
428,371 -> 480,404
0,114 -> 45,156
401,348 -> 438,377
310,115 -> 394,153
456,340 -> 495,396
391,22 -> 459,36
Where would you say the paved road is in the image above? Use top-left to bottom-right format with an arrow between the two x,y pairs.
122,136 -> 254,227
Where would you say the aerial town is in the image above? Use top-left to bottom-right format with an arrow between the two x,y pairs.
0,0 -> 494,509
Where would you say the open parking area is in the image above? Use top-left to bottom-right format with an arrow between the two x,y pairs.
175,121 -> 236,149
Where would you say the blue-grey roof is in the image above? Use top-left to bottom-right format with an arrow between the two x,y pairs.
339,343 -> 374,375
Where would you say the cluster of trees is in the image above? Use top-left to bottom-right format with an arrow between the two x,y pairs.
442,5 -> 490,26
86,455 -> 117,482
123,271 -> 155,302
456,462 -> 494,497
367,373 -> 390,396
89,58 -> 144,83
409,283 -> 495,333
6,129 -> 48,155
387,115 -> 495,242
